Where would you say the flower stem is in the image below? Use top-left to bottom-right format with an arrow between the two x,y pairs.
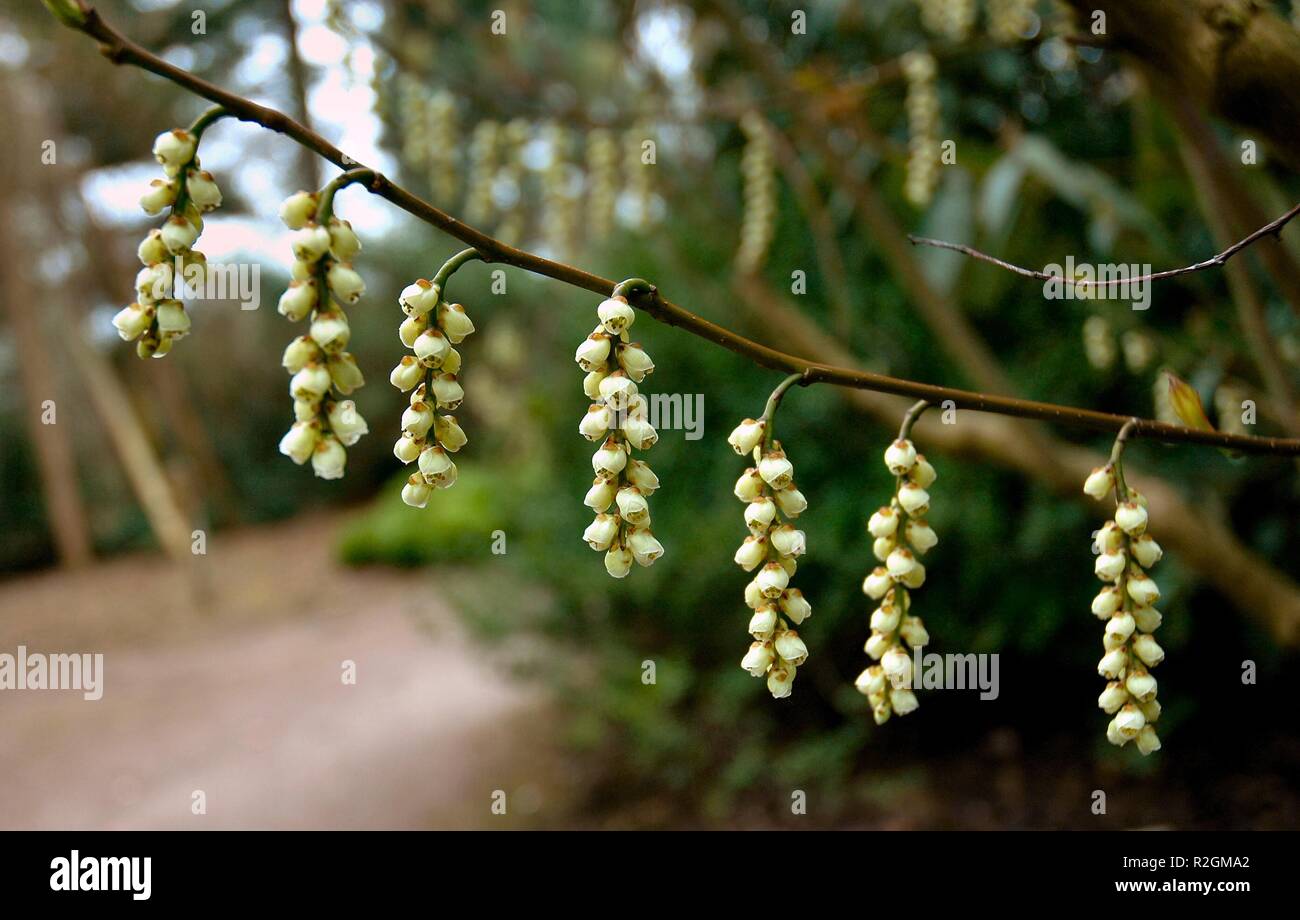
612,278 -> 654,300
432,248 -> 484,290
187,104 -> 230,140
1109,418 -> 1140,502
760,371 -> 806,451
315,168 -> 376,224
898,399 -> 930,441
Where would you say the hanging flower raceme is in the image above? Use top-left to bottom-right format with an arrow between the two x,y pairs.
276,171 -> 372,481
731,374 -> 812,700
1084,427 -> 1165,755
577,285 -> 664,578
915,0 -> 975,42
391,248 -> 481,508
901,50 -> 940,208
114,107 -> 229,358
987,0 -> 1035,44
585,127 -> 618,240
855,402 -> 936,725
736,111 -> 775,273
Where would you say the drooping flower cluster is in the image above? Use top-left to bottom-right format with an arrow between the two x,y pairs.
622,124 -> 657,229
855,436 -> 937,724
901,50 -> 940,208
390,270 -> 475,508
987,0 -> 1035,43
426,90 -> 461,206
276,189 -> 369,480
465,120 -> 500,226
914,0 -> 975,43
397,75 -> 430,172
494,119 -> 530,244
730,419 -> 811,699
577,296 -> 664,577
585,127 -> 618,240
541,121 -> 579,255
736,111 -> 775,273
1084,463 -> 1165,755
113,126 -> 224,357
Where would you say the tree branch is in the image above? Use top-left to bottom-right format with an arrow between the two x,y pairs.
47,2 -> 1300,456
907,201 -> 1300,289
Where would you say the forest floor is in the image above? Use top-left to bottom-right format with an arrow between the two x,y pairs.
2,514 -> 1293,831
0,513 -> 571,830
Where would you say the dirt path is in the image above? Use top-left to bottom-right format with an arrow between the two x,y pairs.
0,514 -> 563,829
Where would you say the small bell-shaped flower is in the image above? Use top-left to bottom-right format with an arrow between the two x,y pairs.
401,474 -> 432,509
597,296 -> 635,334
431,373 -> 464,409
625,460 -> 659,494
311,435 -> 347,480
757,449 -> 794,489
1083,464 -> 1116,500
152,128 -> 196,173
139,179 -> 177,215
575,333 -> 611,372
583,514 -> 619,551
434,415 -> 468,452
389,356 -> 424,391
774,486 -> 807,518
161,216 -> 198,254
438,303 -> 476,343
604,545 -> 634,579
291,223 -> 332,262
186,169 -> 222,211
884,438 -> 917,475
327,263 -> 366,303
398,279 -> 439,317
279,190 -> 318,229
728,418 -> 766,455
627,528 -> 664,566
278,420 -> 320,465
617,343 -> 655,381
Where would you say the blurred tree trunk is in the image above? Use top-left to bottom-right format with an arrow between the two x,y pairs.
0,204 -> 93,568
1063,0 -> 1300,169
62,330 -> 195,565
0,72 -> 93,567
279,0 -> 319,191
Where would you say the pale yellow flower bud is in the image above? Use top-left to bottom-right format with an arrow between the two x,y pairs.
401,474 -> 432,508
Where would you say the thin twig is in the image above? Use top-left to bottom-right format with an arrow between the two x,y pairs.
46,2 -> 1300,457
898,400 -> 930,441
907,202 -> 1300,289
1109,419 -> 1140,502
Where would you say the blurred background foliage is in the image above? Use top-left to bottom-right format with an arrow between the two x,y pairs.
3,0 -> 1300,827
